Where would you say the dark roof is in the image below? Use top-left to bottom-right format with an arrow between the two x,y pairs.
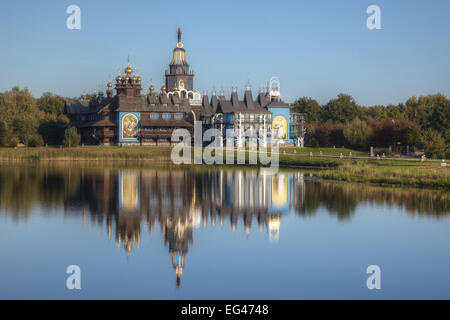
142,94 -> 191,113
65,97 -> 115,115
81,119 -> 116,127
200,94 -> 214,117
210,94 -> 219,113
215,90 -> 271,114
65,100 -> 90,114
266,100 -> 290,109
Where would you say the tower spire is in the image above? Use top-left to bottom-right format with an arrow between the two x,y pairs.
177,27 -> 182,43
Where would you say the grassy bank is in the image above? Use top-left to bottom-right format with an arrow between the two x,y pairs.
0,146 -> 448,189
306,159 -> 449,189
0,146 -> 174,161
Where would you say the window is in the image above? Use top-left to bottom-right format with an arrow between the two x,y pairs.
174,113 -> 183,120
162,113 -> 171,120
150,112 -> 159,120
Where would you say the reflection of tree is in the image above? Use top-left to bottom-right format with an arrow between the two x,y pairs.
0,164 -> 80,221
296,181 -> 358,220
296,180 -> 450,219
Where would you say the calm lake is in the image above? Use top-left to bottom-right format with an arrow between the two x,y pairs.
0,163 -> 449,299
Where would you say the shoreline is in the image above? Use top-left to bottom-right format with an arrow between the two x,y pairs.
0,146 -> 448,190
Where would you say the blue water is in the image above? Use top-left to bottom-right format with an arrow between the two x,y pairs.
0,164 -> 448,299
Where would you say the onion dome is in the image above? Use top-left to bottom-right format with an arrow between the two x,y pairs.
136,76 -> 142,83
131,76 -> 137,83
98,91 -> 104,97
107,82 -> 113,88
173,87 -> 178,92
161,85 -> 166,92
125,64 -> 133,76
116,75 -> 122,82
149,85 -> 154,92
124,76 -> 130,82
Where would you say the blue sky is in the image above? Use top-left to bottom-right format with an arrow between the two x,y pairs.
0,0 -> 449,105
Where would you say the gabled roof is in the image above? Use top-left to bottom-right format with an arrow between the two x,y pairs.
65,100 -> 91,114
142,93 -> 191,112
266,99 -> 290,109
215,90 -> 271,114
65,97 -> 115,115
200,94 -> 214,117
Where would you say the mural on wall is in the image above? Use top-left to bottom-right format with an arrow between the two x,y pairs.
272,115 -> 288,140
121,113 -> 139,140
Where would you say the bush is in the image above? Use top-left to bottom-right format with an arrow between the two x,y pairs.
38,117 -> 68,146
28,135 -> 44,147
343,118 -> 372,149
63,127 -> 81,147
0,121 -> 7,147
420,129 -> 446,159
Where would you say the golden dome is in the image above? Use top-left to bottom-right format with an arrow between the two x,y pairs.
125,64 -> 133,76
132,76 -> 137,82
173,87 -> 178,91
161,85 -> 166,92
136,76 -> 142,82
149,85 -> 154,91
116,75 -> 122,82
124,76 -> 130,82
107,82 -> 113,88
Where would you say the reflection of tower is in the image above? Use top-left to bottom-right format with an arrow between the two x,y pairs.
160,178 -> 200,288
171,251 -> 185,288
117,170 -> 142,253
164,217 -> 194,288
272,174 -> 288,208
289,172 -> 305,209
119,171 -> 140,211
267,215 -> 280,243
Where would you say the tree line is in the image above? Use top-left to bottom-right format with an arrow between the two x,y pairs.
0,86 -> 448,158
292,93 -> 449,158
0,86 -> 79,148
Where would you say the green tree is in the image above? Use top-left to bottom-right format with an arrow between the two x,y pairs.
420,129 -> 446,159
12,116 -> 40,146
292,97 -> 323,123
0,121 -> 7,147
343,118 -> 373,149
39,115 -> 69,146
63,127 -> 80,147
28,135 -> 44,147
37,92 -> 66,115
322,94 -> 362,124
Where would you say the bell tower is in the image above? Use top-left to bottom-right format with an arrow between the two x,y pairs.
165,28 -> 194,92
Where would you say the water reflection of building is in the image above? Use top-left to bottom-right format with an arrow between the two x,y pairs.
64,168 -> 305,287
